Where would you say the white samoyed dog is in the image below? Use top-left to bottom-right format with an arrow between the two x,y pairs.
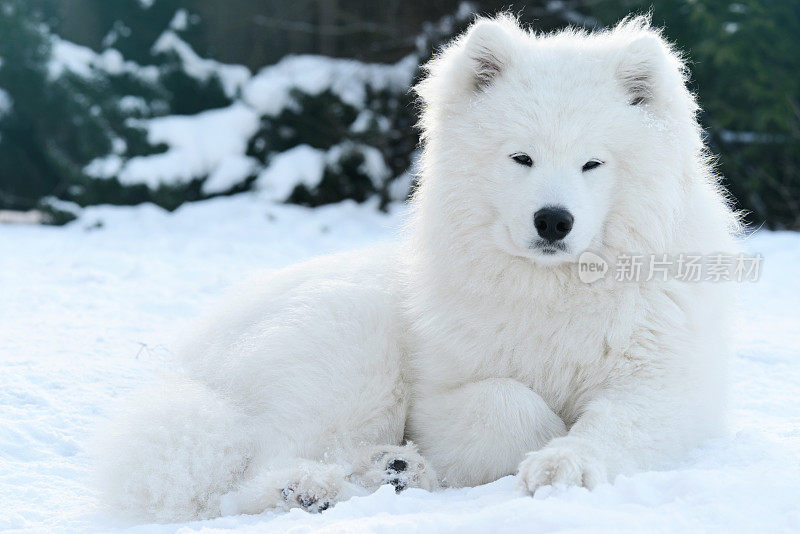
97,15 -> 738,522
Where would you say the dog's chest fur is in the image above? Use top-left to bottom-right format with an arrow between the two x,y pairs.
408,269 -> 639,426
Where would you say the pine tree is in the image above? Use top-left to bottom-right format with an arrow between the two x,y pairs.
0,0 -> 116,211
0,0 -> 238,215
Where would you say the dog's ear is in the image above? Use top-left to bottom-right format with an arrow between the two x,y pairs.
462,18 -> 517,90
612,15 -> 692,110
616,34 -> 668,106
612,17 -> 698,124
415,15 -> 521,111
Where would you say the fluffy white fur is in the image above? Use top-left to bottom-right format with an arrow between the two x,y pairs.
405,14 -> 737,489
97,15 -> 738,522
97,247 -> 437,521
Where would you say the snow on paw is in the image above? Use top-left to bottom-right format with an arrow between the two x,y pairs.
219,461 -> 350,516
351,443 -> 438,492
280,484 -> 333,513
516,443 -> 606,495
385,458 -> 410,492
278,463 -> 348,513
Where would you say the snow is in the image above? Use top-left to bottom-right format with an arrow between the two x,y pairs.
0,85 -> 8,141
256,144 -> 326,201
719,130 -> 788,145
115,104 -> 260,188
330,143 -> 391,187
0,209 -> 47,224
49,30 -> 251,100
168,9 -> 189,32
0,86 -> 11,117
84,154 -> 124,180
48,37 -> 159,82
56,30 -> 410,194
1,195 -> 798,533
117,95 -> 149,115
242,55 -> 418,116
151,31 -> 251,98
48,37 -> 97,79
255,143 -> 391,200
202,155 -> 259,195
351,109 -> 391,134
723,22 -> 740,34
74,45 -> 410,193
254,142 -> 392,201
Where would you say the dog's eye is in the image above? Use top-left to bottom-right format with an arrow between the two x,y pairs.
510,153 -> 533,167
582,159 -> 604,172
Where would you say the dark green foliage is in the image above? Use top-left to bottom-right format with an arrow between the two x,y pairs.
693,2 -> 800,230
157,67 -> 230,115
63,0 -> 203,65
585,0 -> 800,229
0,0 -> 235,214
247,89 -> 361,160
2,1 -> 798,228
243,79 -> 409,206
249,84 -> 418,208
269,4 -> 572,209
358,87 -> 418,205
0,0 -> 108,209
288,148 -> 377,207
60,173 -> 255,212
36,198 -> 78,225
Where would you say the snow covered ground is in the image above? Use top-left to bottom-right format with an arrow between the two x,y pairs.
1,195 -> 799,533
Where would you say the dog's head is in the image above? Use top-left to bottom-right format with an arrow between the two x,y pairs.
414,15 -> 704,265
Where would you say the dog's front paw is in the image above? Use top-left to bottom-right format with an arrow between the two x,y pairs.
516,441 -> 606,494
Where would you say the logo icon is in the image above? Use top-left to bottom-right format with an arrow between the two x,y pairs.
578,251 -> 608,283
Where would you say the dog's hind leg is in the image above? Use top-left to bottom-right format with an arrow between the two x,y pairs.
95,375 -> 254,522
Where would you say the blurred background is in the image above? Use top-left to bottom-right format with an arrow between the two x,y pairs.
0,0 -> 797,228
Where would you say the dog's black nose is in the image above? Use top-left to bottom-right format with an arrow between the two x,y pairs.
533,207 -> 574,242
